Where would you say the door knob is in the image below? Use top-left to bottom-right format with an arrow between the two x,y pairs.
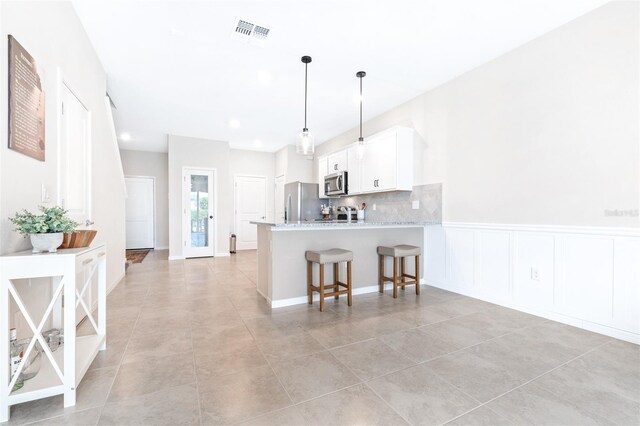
209,216 -> 213,219
85,219 -> 94,226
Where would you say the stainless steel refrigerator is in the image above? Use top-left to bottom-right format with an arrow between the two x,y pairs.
284,182 -> 323,222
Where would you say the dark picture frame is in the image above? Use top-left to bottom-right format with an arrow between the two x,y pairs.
8,35 -> 45,161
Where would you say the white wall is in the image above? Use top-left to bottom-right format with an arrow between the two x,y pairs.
230,149 -> 276,223
275,145 -> 314,183
315,1 -> 639,228
120,150 -> 170,249
0,2 -> 126,284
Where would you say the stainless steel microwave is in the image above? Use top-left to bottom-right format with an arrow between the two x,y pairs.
324,171 -> 348,196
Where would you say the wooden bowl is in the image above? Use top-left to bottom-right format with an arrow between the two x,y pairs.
59,230 -> 97,249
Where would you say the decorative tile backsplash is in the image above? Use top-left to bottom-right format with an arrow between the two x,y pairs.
342,183 -> 442,223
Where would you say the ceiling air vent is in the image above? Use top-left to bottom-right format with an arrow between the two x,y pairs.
231,17 -> 270,46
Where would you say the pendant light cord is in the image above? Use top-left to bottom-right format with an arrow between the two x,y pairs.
304,62 -> 308,130
359,75 -> 363,140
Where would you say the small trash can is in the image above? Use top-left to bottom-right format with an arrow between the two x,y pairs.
229,234 -> 237,254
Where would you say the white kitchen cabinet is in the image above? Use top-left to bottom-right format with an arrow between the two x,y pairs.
327,150 -> 348,173
360,126 -> 414,193
317,156 -> 328,198
320,126 -> 413,197
346,145 -> 362,195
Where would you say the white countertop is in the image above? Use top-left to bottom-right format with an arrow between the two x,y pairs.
251,220 -> 439,231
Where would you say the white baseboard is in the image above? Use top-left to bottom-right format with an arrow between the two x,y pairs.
108,272 -> 125,295
257,287 -> 270,304
270,279 -> 426,309
426,278 -> 640,345
168,253 -> 229,260
271,285 -> 378,308
154,246 -> 169,250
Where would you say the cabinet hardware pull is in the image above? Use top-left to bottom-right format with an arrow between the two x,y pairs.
97,252 -> 106,258
82,258 -> 94,265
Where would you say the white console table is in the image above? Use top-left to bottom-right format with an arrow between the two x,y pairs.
0,244 -> 107,423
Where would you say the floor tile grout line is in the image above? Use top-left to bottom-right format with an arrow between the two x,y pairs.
212,291 -> 554,425
240,308 -> 409,422
438,337 -> 617,426
362,380 -> 419,426
237,302 -> 299,421
295,316 -> 556,425
94,286 -> 146,425
186,279 -> 205,426
437,404 -> 509,426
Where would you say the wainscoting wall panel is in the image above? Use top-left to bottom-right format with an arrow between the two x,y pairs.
424,223 -> 640,344
477,231 -> 511,303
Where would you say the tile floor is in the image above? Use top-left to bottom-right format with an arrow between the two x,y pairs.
6,250 -> 640,425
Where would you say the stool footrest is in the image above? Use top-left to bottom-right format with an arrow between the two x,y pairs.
323,289 -> 349,298
381,277 -> 419,285
378,252 -> 421,299
307,258 -> 353,311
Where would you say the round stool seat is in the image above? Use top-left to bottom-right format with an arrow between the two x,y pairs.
305,248 -> 353,264
377,244 -> 421,258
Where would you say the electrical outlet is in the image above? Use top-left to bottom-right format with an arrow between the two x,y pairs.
530,267 -> 540,281
412,200 -> 420,209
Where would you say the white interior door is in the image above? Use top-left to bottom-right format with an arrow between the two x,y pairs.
125,177 -> 154,249
59,83 -> 91,226
235,175 -> 267,250
59,82 -> 93,323
275,175 -> 285,224
183,168 -> 215,258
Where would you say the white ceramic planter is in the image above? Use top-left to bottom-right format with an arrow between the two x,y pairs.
30,233 -> 64,253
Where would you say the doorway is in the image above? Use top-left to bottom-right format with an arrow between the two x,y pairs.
125,176 -> 155,249
234,175 -> 267,250
58,82 -> 91,225
183,168 -> 216,258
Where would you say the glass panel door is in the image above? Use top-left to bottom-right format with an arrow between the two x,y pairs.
183,169 -> 215,258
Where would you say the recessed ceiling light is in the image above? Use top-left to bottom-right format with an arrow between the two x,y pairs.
120,132 -> 131,141
253,139 -> 263,148
229,119 -> 240,129
257,70 -> 272,84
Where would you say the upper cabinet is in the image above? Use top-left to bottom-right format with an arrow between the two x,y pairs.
317,126 -> 414,197
346,145 -> 362,195
327,150 -> 347,173
318,148 -> 348,198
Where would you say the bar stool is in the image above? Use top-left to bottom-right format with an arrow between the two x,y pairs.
305,248 -> 353,311
377,245 -> 421,298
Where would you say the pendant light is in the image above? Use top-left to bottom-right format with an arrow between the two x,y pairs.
356,71 -> 366,160
296,55 -> 314,156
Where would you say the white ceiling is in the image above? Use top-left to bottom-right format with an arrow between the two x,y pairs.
72,0 -> 610,153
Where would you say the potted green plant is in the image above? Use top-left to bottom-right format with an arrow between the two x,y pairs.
9,206 -> 79,253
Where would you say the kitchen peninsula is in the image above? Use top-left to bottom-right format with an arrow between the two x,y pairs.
254,221 -> 432,307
